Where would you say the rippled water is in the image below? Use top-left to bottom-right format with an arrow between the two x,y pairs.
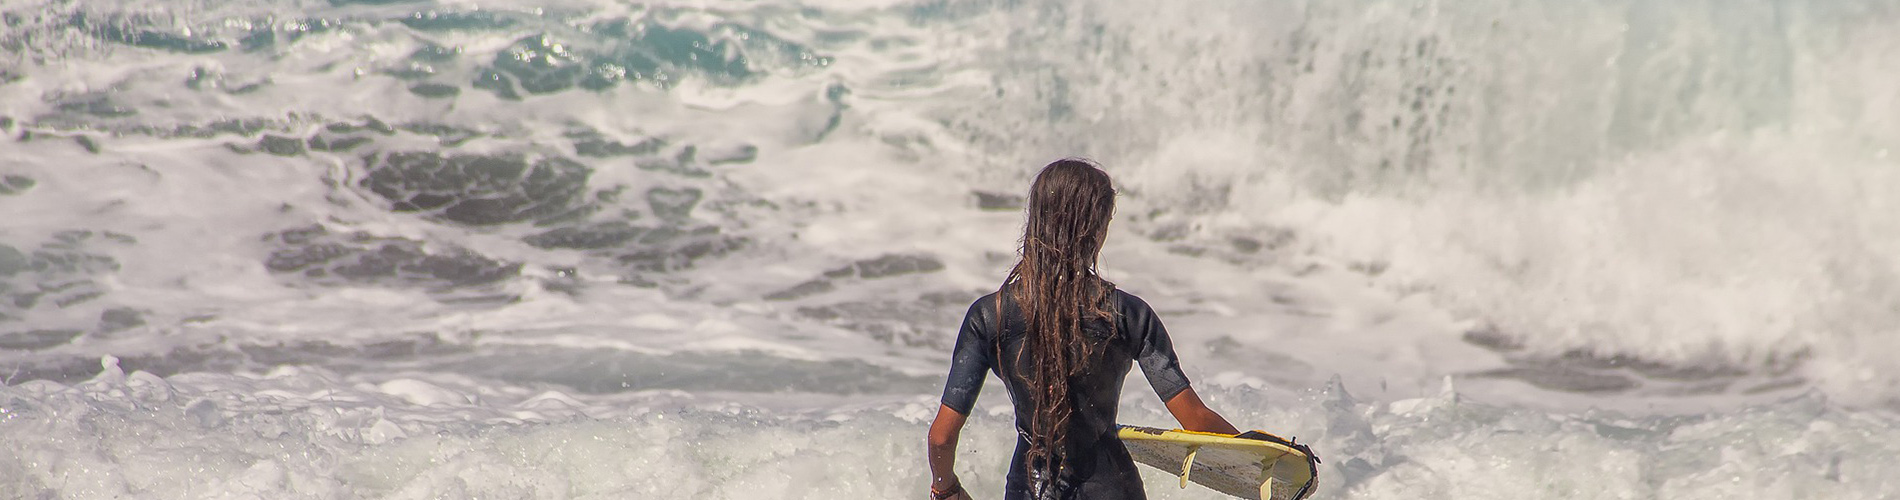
3,0 -> 1899,498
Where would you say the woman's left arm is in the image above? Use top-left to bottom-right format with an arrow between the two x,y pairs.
1165,386 -> 1240,434
926,404 -> 974,499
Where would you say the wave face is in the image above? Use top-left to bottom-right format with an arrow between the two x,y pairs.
928,0 -> 1900,403
3,0 -> 1899,498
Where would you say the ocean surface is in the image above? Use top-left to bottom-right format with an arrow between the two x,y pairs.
3,0 -> 1899,498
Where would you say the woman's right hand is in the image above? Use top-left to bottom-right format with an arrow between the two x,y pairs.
928,477 -> 973,500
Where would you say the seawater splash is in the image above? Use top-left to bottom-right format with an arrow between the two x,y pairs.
4,361 -> 1896,499
921,0 -> 1900,406
4,0 -> 1900,498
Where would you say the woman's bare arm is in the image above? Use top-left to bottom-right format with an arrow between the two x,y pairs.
926,404 -> 975,499
1165,387 -> 1240,434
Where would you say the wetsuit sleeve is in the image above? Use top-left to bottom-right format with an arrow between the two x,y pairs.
1124,292 -> 1192,403
938,297 -> 993,415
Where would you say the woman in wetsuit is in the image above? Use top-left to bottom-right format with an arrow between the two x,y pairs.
926,159 -> 1239,500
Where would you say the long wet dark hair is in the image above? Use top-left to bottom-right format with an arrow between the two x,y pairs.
1002,158 -> 1119,488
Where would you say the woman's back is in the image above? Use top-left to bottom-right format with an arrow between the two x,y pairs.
940,287 -> 1192,496
925,159 -> 1236,500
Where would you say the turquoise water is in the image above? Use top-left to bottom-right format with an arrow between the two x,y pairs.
3,0 -> 1899,498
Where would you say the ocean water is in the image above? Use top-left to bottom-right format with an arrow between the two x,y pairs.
3,0 -> 1899,498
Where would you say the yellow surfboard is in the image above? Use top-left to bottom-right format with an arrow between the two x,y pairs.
1117,425 -> 1320,500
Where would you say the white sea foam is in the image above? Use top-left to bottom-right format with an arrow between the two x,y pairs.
4,0 -> 1900,498
5,362 -> 1898,499
916,0 -> 1900,407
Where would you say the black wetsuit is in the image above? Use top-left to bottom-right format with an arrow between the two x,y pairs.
939,288 -> 1193,500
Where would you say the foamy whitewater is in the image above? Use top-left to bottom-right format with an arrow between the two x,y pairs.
3,0 -> 1899,498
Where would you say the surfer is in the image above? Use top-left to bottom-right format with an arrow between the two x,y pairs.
927,159 -> 1240,500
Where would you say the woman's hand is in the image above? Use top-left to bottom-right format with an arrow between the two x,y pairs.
1165,387 -> 1241,435
927,405 -> 973,499
929,477 -> 974,500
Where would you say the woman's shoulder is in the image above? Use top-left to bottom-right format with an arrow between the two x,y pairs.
960,291 -> 1004,323
967,290 -> 1003,309
1108,287 -> 1154,313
